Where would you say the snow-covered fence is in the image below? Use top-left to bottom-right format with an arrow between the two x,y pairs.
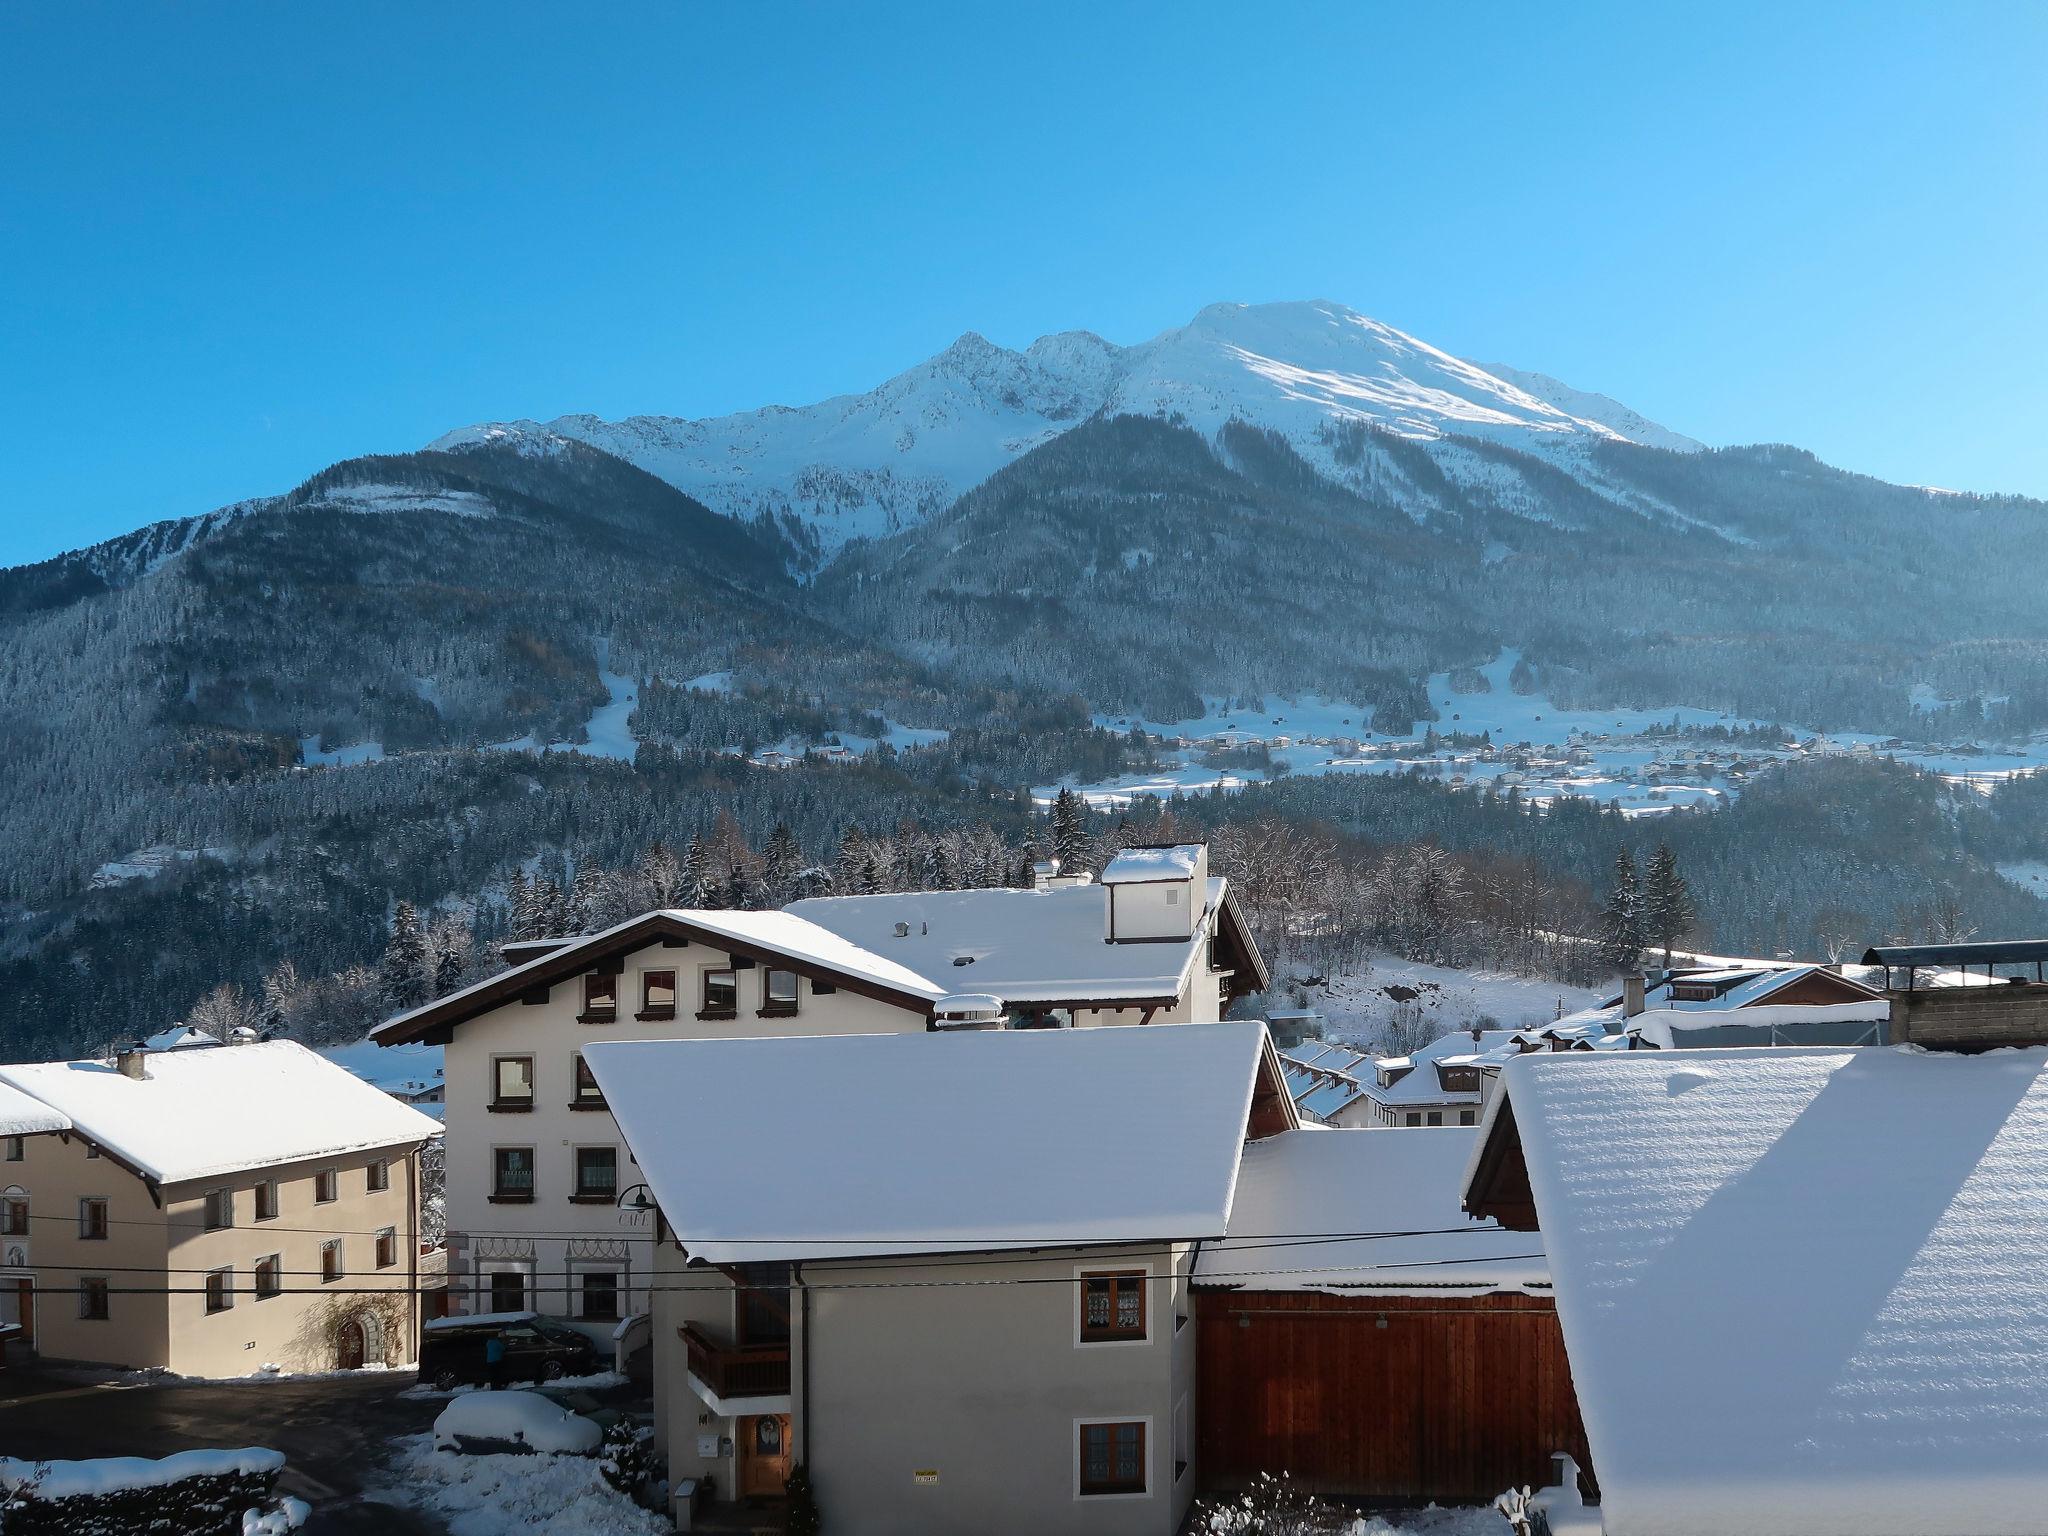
0,1448 -> 294,1536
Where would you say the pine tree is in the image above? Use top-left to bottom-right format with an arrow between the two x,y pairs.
683,834 -> 718,908
259,960 -> 300,1036
762,824 -> 803,905
380,900 -> 430,1013
836,824 -> 869,892
569,864 -> 606,934
1600,848 -> 1646,973
1051,787 -> 1091,872
1642,842 -> 1697,966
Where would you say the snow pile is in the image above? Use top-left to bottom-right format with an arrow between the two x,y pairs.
0,1448 -> 285,1499
433,1391 -> 602,1455
242,1497 -> 311,1535
1504,1044 -> 2048,1535
1198,1128 -> 1547,1294
586,1021 -> 1269,1262
370,1432 -> 669,1535
1630,999 -> 1890,1049
1099,843 -> 1203,882
0,1040 -> 440,1183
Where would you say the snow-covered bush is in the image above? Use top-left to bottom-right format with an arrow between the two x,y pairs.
0,1448 -> 287,1536
596,1417 -> 659,1505
1194,1472 -> 1342,1535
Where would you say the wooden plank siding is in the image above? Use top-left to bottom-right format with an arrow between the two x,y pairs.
1195,1290 -> 1593,1503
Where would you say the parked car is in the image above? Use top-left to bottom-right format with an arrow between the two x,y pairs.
433,1390 -> 602,1455
418,1311 -> 602,1391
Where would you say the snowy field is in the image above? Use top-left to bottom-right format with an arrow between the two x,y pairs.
1293,955 -> 1605,1044
1040,648 -> 2048,816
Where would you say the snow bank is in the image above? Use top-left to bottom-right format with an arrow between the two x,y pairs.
368,1432 -> 669,1536
434,1391 -> 602,1455
0,1447 -> 284,1499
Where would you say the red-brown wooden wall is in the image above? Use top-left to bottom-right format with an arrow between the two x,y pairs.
1195,1290 -> 1593,1503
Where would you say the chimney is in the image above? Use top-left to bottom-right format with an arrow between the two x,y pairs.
1032,858 -> 1061,892
116,1043 -> 148,1080
1622,973 -> 1647,1018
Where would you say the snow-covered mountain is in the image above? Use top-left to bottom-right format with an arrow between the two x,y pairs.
431,300 -> 1700,564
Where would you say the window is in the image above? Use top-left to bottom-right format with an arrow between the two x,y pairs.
255,1180 -> 279,1221
1425,1111 -> 1443,1127
375,1226 -> 398,1269
1078,1420 -> 1147,1496
580,1269 -> 620,1322
1459,1109 -> 1478,1127
572,1054 -> 607,1108
0,1196 -> 25,1235
367,1159 -> 390,1193
78,1277 -> 110,1321
205,1267 -> 233,1313
492,1146 -> 535,1202
486,1268 -> 527,1313
1403,1112 -> 1421,1127
573,1146 -> 618,1203
1080,1271 -> 1147,1343
79,1197 -> 109,1240
85,1143 -> 100,1159
761,969 -> 800,1015
580,973 -> 618,1023
492,1055 -> 535,1110
638,969 -> 677,1020
314,1169 -> 338,1204
254,1254 -> 282,1299
700,967 -> 738,1018
1166,887 -> 1180,906
321,1239 -> 344,1283
4,1135 -> 21,1161
203,1188 -> 234,1231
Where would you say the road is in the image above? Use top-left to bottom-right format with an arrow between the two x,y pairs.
0,1370 -> 444,1532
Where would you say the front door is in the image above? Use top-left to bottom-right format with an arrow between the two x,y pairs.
1,1280 -> 29,1351
740,1413 -> 791,1498
336,1317 -> 365,1370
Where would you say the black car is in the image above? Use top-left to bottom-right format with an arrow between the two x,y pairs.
418,1312 -> 603,1391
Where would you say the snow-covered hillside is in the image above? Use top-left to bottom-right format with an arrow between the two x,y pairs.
432,300 -> 1700,563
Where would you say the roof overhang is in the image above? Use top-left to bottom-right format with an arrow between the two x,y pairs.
374,910 -> 939,1045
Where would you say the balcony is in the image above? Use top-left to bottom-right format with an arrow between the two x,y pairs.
680,1323 -> 790,1409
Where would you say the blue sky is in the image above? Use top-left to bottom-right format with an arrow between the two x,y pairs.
2,3 -> 2044,566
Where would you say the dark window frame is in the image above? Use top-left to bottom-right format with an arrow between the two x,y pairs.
490,1054 -> 536,1111
79,1197 -> 109,1241
204,1267 -> 233,1314
491,1145 -> 536,1203
254,1254 -> 282,1299
637,968 -> 678,1021
314,1169 -> 338,1204
571,1053 -> 607,1109
758,968 -> 801,1017
375,1226 -> 398,1269
78,1276 -> 110,1320
254,1180 -> 279,1222
579,972 -> 619,1024
321,1239 -> 344,1283
367,1159 -> 390,1194
698,966 -> 739,1020
1080,1270 -> 1148,1343
203,1187 -> 234,1232
1078,1420 -> 1147,1496
572,1145 -> 619,1204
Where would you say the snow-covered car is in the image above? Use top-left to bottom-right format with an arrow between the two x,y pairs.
431,1390 -> 602,1456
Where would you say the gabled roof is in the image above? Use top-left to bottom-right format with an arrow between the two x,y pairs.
374,908 -> 946,1045
0,1041 -> 439,1185
1470,1045 -> 2048,1535
1197,1128 -> 1547,1295
585,1021 -> 1291,1264
786,877 -> 1268,1005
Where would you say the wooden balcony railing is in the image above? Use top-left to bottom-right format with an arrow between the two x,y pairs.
680,1323 -> 790,1399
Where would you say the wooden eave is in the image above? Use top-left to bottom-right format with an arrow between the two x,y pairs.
373,911 -> 938,1045
1462,1091 -> 1539,1231
1215,887 -> 1271,997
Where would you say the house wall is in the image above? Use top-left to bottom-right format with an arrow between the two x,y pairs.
4,1131 -> 169,1368
159,1145 -> 425,1376
1194,1289 -> 1592,1503
443,942 -> 928,1339
1105,882 -> 1199,944
654,1242 -> 1198,1536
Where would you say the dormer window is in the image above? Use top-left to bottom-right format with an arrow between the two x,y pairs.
580,974 -> 618,1024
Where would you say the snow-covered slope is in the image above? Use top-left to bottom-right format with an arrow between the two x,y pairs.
432,300 -> 1700,563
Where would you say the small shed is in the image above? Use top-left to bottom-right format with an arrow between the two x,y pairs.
1194,1128 -> 1589,1503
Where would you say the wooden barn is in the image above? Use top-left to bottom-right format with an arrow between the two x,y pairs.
1193,1127 -> 1591,1504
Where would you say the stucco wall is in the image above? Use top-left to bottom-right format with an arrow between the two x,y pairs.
444,940 -> 928,1336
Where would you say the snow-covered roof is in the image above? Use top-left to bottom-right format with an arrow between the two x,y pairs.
141,1025 -> 221,1051
1630,999 -> 1890,1050
585,1022 -> 1272,1263
1498,1045 -> 2048,1535
1098,844 -> 1203,884
785,879 -> 1230,1005
0,1081 -> 70,1138
1363,1029 -> 1522,1106
0,1041 -> 441,1185
1197,1128 -> 1548,1295
376,906 -> 947,1043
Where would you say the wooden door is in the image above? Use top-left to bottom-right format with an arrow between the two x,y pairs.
336,1317 -> 365,1370
740,1413 -> 791,1497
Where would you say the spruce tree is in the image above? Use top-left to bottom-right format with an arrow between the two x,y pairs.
762,824 -> 803,905
1643,842 -> 1697,966
836,824 -> 869,892
1600,848 -> 1646,973
1051,787 -> 1091,872
683,834 -> 718,907
380,900 -> 430,1013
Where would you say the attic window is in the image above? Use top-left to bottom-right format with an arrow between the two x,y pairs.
1669,982 -> 1719,1001
1166,888 -> 1179,905
952,955 -> 974,967
580,974 -> 618,1023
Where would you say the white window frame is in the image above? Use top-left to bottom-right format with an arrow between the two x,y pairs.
568,1258 -> 627,1323
1072,1260 -> 1155,1348
477,1258 -> 534,1314
1072,1414 -> 1154,1501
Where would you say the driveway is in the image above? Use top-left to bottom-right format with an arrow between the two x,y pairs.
0,1370 -> 445,1532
